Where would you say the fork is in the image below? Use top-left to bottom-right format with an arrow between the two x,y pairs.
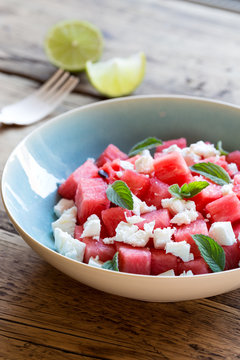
0,69 -> 79,126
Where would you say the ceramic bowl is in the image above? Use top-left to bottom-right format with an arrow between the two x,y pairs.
2,95 -> 240,302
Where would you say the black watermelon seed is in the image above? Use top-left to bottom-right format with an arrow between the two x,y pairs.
98,169 -> 109,179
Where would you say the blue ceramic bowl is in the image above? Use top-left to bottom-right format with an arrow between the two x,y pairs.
2,95 -> 240,302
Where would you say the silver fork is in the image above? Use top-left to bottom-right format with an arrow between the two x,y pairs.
0,69 -> 79,126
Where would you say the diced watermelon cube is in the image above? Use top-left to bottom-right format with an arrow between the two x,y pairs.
227,151 -> 240,169
58,159 -> 99,199
82,237 -> 116,263
99,162 -> 119,184
174,220 -> 209,258
121,170 -> 150,199
178,258 -> 211,275
206,194 -> 240,223
137,209 -> 171,230
143,177 -> 171,208
193,184 -> 222,212
126,155 -> 141,165
102,207 -> 132,237
118,245 -> 151,275
75,178 -> 110,223
233,174 -> 240,199
153,151 -> 192,185
96,144 -> 128,167
233,222 -> 240,239
151,249 -> 178,275
223,241 -> 240,270
74,225 -> 83,239
202,156 -> 229,172
156,138 -> 187,153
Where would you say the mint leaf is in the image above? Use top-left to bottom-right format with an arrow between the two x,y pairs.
190,162 -> 231,185
192,234 -> 225,272
106,180 -> 133,210
216,140 -> 229,156
169,181 -> 209,199
168,184 -> 182,199
128,137 -> 162,157
102,252 -> 119,271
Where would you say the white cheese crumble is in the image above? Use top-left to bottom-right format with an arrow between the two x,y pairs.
81,214 -> 101,240
165,240 -> 194,262
119,160 -> 134,170
54,198 -> 75,218
153,227 -> 176,249
135,149 -> 154,173
221,183 -> 233,196
157,269 -> 175,276
179,270 -> 194,277
209,221 -> 236,246
189,140 -> 220,158
228,162 -> 238,175
133,194 -> 156,216
162,197 -> 198,225
52,206 -> 77,237
125,213 -> 144,224
88,256 -> 103,268
116,171 -> 123,178
162,144 -> 182,154
162,144 -> 201,166
170,209 -> 198,226
54,228 -> 86,261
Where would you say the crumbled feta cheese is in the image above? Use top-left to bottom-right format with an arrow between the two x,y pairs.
228,163 -> 238,175
133,195 -> 156,216
170,209 -> 198,226
221,183 -> 233,196
143,221 -> 155,237
179,270 -> 194,277
157,269 -> 175,276
135,150 -> 154,173
54,228 -> 85,261
209,221 -> 236,246
181,147 -> 201,166
81,214 -> 101,240
116,171 -> 123,178
52,206 -> 77,237
88,256 -> 103,268
165,240 -> 194,262
153,227 -> 176,249
102,237 -> 115,245
162,144 -> 182,154
190,140 -> 220,158
125,213 -> 144,224
113,221 -> 151,247
54,198 -> 75,218
161,198 -> 196,215
119,160 -> 134,170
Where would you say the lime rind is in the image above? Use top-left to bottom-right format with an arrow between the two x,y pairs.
86,52 -> 146,97
44,20 -> 103,71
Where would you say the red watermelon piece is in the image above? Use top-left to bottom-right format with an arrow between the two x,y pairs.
151,249 -> 178,275
178,258 -> 211,275
156,138 -> 187,153
82,238 -> 116,263
74,225 -> 83,239
102,207 -> 132,237
233,222 -> 240,239
202,156 -> 228,172
233,174 -> 240,199
193,184 -> 222,212
118,245 -> 151,275
58,159 -> 99,199
153,151 -> 192,185
137,209 -> 171,230
227,151 -> 240,169
75,178 -> 110,224
223,241 -> 240,270
96,144 -> 128,167
174,220 -> 209,258
121,170 -> 150,199
143,177 -> 171,208
99,162 -> 119,184
206,194 -> 240,223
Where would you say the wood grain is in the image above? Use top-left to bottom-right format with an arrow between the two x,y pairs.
1,1 -> 240,359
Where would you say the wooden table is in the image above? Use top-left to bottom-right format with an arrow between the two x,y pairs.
1,1 -> 240,359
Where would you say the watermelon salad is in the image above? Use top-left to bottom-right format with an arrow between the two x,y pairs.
52,137 -> 240,276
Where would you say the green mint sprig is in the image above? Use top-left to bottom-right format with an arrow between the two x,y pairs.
106,180 -> 133,210
216,140 -> 229,156
128,137 -> 162,157
190,162 -> 231,186
192,234 -> 225,272
102,252 -> 119,271
169,181 -> 209,199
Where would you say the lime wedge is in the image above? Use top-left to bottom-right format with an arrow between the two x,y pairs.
86,52 -> 146,97
44,20 -> 103,71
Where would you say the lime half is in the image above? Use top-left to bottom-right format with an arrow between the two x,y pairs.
86,52 -> 146,97
44,20 -> 103,71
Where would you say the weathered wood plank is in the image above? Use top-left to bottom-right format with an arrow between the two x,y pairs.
1,0 -> 240,104
1,231 -> 240,360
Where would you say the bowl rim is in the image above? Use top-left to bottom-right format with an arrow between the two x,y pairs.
2,94 -> 240,280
